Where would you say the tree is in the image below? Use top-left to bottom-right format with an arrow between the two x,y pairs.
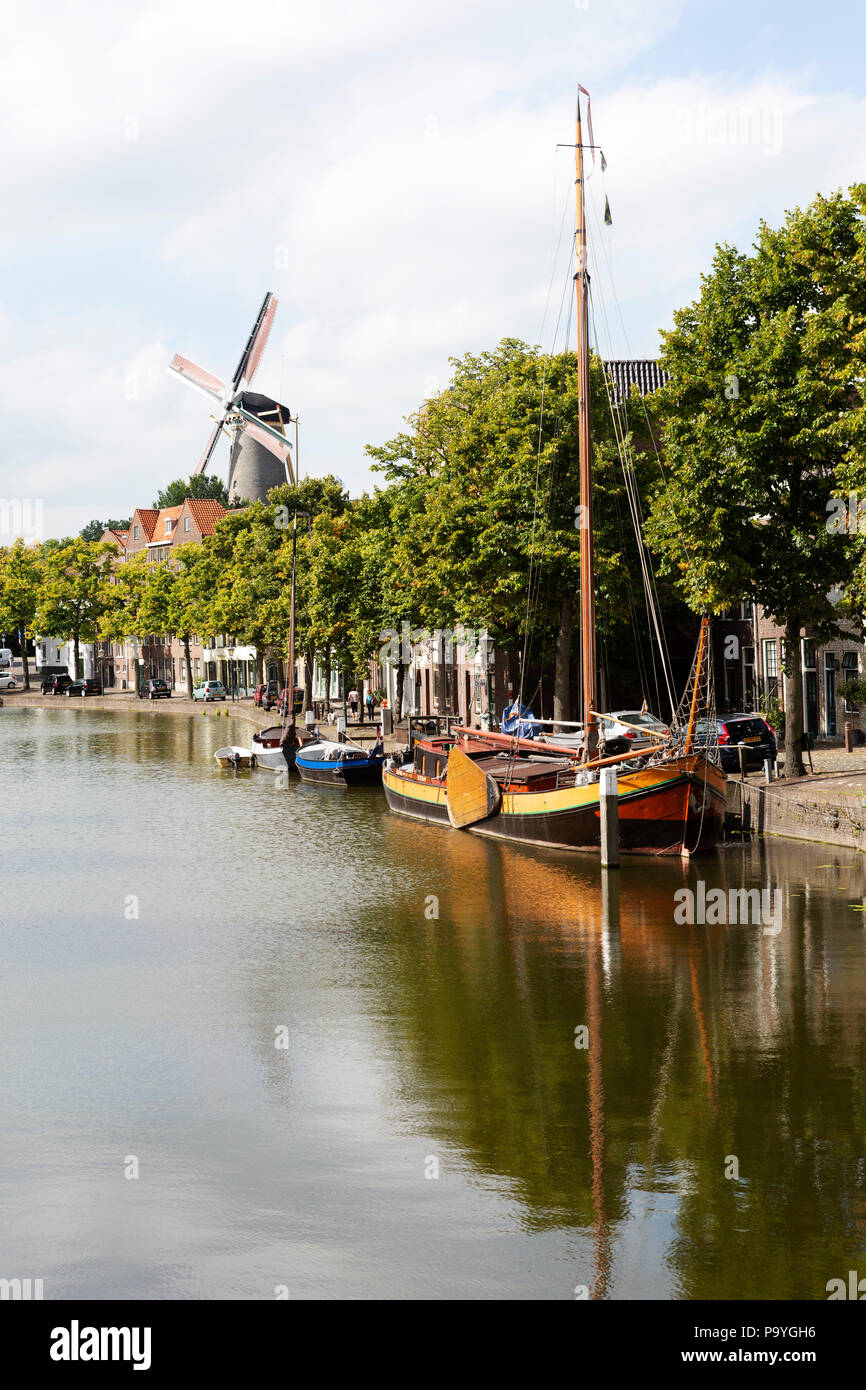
36,539 -> 114,677
646,185 -> 866,777
366,340 -> 656,721
80,518 -> 131,542
204,504 -> 289,687
152,475 -> 232,509
268,475 -> 351,706
0,540 -> 43,688
133,547 -> 214,697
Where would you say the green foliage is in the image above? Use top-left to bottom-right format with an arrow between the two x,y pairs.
36,538 -> 114,655
644,185 -> 866,772
152,475 -> 232,509
80,518 -> 131,542
365,339 -> 656,670
646,184 -> 866,637
839,677 -> 866,708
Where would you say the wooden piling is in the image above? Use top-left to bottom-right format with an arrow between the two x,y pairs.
599,765 -> 620,869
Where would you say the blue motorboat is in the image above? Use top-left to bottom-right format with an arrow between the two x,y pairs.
294,738 -> 385,787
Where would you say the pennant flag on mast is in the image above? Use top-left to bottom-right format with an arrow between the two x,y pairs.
604,196 -> 612,225
578,83 -> 595,168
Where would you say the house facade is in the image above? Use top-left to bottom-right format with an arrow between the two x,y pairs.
98,498 -> 249,694
712,604 -> 864,741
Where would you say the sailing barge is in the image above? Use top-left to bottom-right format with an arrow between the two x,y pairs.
382,88 -> 726,857
383,729 -> 725,856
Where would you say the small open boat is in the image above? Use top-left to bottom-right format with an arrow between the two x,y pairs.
214,745 -> 255,770
295,739 -> 385,787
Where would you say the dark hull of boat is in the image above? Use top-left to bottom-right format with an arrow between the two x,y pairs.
296,758 -> 384,787
382,755 -> 725,855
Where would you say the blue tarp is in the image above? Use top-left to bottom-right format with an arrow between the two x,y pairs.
500,701 -> 540,739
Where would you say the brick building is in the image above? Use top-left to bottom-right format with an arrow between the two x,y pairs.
712,605 -> 864,741
97,498 -> 241,693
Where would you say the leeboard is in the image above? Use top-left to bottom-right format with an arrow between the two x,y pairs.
446,745 -> 501,828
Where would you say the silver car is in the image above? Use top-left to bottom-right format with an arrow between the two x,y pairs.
603,709 -> 670,750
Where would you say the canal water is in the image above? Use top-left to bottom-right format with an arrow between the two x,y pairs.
1,705 -> 865,1300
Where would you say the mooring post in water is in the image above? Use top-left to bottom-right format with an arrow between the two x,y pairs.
599,766 -> 619,869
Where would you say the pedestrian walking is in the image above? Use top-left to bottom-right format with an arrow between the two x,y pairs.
348,687 -> 359,720
365,691 -> 374,722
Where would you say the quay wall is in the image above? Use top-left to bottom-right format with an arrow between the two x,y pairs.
726,777 -> 866,854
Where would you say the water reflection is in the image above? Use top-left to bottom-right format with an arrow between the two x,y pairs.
364,820 -> 866,1298
2,707 -> 865,1299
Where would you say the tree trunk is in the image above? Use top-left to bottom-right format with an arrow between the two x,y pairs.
303,645 -> 314,713
254,650 -> 264,686
73,632 -> 80,679
324,645 -> 332,719
783,620 -> 805,778
395,661 -> 406,722
553,592 -> 575,728
21,634 -> 30,690
183,635 -> 193,700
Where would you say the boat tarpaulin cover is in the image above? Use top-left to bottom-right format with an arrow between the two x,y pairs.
500,701 -> 540,739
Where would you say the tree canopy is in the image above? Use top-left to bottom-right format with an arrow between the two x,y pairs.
646,184 -> 866,773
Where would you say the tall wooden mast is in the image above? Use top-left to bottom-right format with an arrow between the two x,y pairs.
575,92 -> 598,758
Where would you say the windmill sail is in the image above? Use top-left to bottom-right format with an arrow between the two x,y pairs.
232,292 -> 278,388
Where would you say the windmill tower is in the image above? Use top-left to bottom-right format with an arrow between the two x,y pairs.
167,292 -> 295,503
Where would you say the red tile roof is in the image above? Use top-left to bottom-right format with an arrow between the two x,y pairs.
133,508 -> 159,540
181,498 -> 228,536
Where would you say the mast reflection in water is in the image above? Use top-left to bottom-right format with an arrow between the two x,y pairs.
1,707 -> 864,1299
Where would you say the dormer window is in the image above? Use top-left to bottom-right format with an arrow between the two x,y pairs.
165,519 -> 173,533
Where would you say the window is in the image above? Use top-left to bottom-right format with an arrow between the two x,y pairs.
825,651 -> 837,736
133,525 -> 139,539
165,519 -> 173,533
763,639 -> 779,702
194,658 -> 201,679
739,601 -> 754,621
184,517 -> 190,532
843,651 -> 859,711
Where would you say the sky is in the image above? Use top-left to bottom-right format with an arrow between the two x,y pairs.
1,0 -> 864,541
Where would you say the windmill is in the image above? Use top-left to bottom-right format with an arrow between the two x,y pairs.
167,292 -> 295,503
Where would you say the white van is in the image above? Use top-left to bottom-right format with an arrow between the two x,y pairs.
0,648 -> 12,669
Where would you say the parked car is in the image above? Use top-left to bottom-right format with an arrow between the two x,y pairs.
0,648 -> 12,669
695,714 -> 777,772
0,672 -> 16,690
66,678 -> 103,697
193,680 -> 226,702
254,681 -> 278,709
139,678 -> 172,700
41,674 -> 73,695
277,685 -> 304,718
603,709 -> 671,750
